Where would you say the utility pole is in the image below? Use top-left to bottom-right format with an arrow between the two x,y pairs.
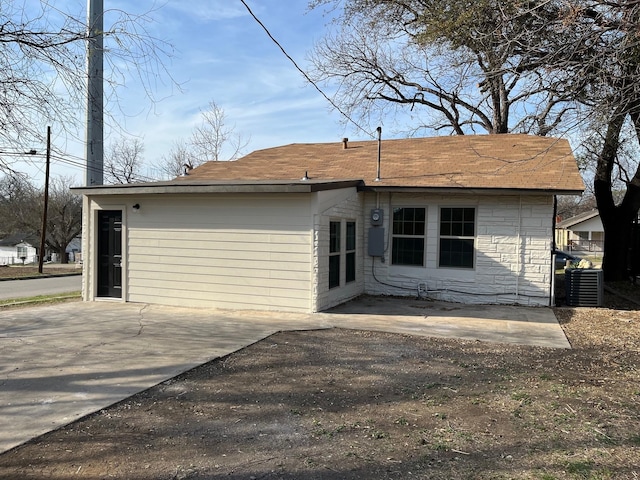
38,127 -> 51,274
86,0 -> 104,186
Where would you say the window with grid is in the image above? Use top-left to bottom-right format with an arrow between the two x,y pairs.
391,207 -> 426,266
17,246 -> 28,258
346,221 -> 356,283
329,221 -> 341,289
439,207 -> 475,268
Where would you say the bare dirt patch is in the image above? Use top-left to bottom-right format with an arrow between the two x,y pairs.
0,280 -> 639,479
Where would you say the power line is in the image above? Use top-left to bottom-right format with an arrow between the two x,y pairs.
5,151 -> 158,184
238,0 -> 374,139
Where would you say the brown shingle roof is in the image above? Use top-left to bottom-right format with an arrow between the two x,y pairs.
179,134 -> 584,193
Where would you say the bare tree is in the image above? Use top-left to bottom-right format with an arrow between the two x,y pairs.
309,0 -> 640,280
535,1 -> 640,280
556,195 -> 598,221
45,176 -> 82,263
156,101 -> 249,179
309,0 -> 572,136
0,1 -> 175,174
190,100 -> 249,163
159,140 -> 198,179
104,137 -> 145,184
0,174 -> 81,263
0,174 -> 39,235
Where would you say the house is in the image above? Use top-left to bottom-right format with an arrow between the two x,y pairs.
0,233 -> 39,265
66,236 -> 83,263
72,134 -> 584,312
555,210 -> 603,252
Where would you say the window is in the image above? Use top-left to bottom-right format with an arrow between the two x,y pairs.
329,221 -> 341,289
16,245 -> 28,259
439,207 -> 475,268
329,220 -> 357,289
346,221 -> 356,283
392,207 -> 425,266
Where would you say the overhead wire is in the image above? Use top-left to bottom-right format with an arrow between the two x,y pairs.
9,2 -> 372,184
238,0 -> 374,139
3,149 -> 158,184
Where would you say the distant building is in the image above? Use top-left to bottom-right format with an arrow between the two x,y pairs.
555,210 -> 603,252
0,233 -> 39,265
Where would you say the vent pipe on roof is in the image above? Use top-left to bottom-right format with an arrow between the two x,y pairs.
375,126 -> 382,182
342,138 -> 349,149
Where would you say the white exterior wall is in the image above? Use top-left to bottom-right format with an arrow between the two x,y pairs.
313,189 -> 365,311
574,216 -> 604,233
557,215 -> 604,251
363,193 -> 553,306
0,243 -> 37,265
84,193 -> 314,312
80,195 -> 92,302
80,188 -> 555,312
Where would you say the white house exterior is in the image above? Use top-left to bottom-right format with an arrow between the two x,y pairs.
362,193 -> 555,305
0,234 -> 39,265
555,210 -> 604,252
73,135 -> 584,313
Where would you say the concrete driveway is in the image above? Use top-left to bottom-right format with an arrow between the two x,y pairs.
0,298 -> 569,453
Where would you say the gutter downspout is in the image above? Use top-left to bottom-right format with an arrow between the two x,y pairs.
551,195 -> 558,307
516,196 -> 523,301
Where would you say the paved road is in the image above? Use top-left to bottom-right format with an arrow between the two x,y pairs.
0,275 -> 82,300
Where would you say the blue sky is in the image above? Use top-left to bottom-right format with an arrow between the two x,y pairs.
17,0 -> 362,184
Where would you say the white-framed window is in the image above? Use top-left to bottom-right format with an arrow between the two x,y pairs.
391,207 -> 426,266
329,219 -> 357,289
16,245 -> 28,259
329,221 -> 341,289
346,221 -> 356,283
439,207 -> 475,268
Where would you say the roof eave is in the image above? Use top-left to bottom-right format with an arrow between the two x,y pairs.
359,185 -> 584,196
72,180 -> 583,197
556,210 -> 600,228
71,179 -> 365,196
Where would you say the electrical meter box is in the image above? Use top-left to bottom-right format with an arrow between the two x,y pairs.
370,208 -> 384,226
368,228 -> 385,257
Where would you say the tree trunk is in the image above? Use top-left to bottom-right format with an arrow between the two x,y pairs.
53,246 -> 69,264
594,109 -> 627,281
598,204 -> 633,281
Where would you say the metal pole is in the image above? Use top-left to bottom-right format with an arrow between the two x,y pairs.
38,127 -> 51,274
375,126 -> 382,181
86,0 -> 104,186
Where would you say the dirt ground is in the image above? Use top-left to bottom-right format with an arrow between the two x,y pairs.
0,277 -> 638,479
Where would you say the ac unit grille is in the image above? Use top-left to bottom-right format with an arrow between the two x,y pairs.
565,269 -> 603,307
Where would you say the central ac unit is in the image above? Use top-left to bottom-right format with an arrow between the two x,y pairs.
565,269 -> 603,307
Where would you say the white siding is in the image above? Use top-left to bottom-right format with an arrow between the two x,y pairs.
88,194 -> 314,312
82,188 -> 556,312
575,216 -> 603,232
0,244 -> 37,265
363,193 -> 553,306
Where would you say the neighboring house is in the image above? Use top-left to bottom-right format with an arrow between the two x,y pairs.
0,233 -> 39,265
66,236 -> 82,263
72,134 -> 584,313
555,210 -> 603,252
